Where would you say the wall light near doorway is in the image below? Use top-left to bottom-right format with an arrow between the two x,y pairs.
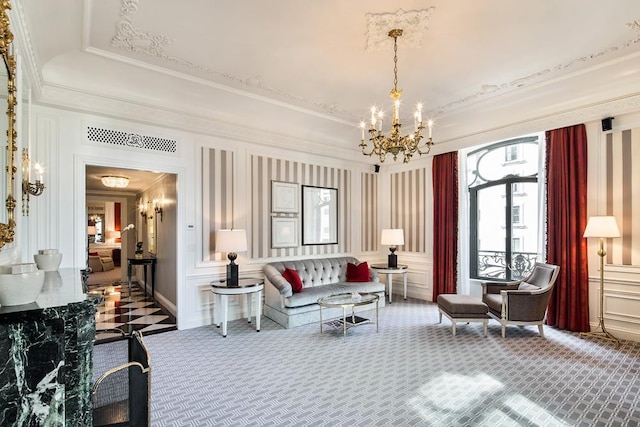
139,200 -> 148,222
22,148 -> 45,215
153,195 -> 164,222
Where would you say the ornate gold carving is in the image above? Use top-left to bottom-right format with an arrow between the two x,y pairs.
0,0 -> 16,248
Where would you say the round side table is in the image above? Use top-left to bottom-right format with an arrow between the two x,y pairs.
210,278 -> 264,337
371,264 -> 408,303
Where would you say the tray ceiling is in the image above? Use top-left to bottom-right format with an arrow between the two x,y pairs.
17,0 -> 640,154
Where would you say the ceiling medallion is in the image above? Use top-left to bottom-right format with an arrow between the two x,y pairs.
101,176 -> 130,188
359,29 -> 433,164
365,8 -> 435,52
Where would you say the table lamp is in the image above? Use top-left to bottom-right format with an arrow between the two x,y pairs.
581,215 -> 621,345
215,229 -> 248,286
381,229 -> 404,268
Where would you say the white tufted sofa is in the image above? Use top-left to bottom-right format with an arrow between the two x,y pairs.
263,257 -> 385,328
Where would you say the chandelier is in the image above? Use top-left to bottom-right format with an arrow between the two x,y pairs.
359,29 -> 433,164
101,176 -> 130,188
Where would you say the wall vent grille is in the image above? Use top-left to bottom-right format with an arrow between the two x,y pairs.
87,126 -> 177,153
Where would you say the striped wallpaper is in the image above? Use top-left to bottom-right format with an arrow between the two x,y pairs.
251,156 -> 351,259
361,172 -> 378,252
606,129 -> 640,266
390,168 -> 427,253
202,147 -> 234,261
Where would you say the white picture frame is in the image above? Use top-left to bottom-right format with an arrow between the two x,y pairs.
271,217 -> 299,248
271,181 -> 299,213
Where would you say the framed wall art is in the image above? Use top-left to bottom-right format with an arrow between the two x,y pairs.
302,185 -> 338,245
271,217 -> 299,248
271,181 -> 299,213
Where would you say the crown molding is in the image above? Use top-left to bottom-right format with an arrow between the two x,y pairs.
9,0 -> 44,99
107,0 -> 352,120
434,92 -> 640,155
39,84 -> 363,162
434,17 -> 640,115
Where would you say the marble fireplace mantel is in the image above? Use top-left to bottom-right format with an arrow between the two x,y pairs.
0,268 -> 103,426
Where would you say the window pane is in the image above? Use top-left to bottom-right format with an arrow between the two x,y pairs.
510,181 -> 539,280
476,185 -> 506,279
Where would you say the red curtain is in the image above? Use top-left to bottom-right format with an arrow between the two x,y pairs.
115,202 -> 122,243
545,125 -> 590,331
432,151 -> 458,299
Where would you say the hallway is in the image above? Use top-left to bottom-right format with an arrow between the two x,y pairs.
91,280 -> 177,344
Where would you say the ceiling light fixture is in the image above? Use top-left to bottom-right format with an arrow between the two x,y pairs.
101,176 -> 129,188
359,29 -> 433,164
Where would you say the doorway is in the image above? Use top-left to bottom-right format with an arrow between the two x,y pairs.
85,165 -> 178,319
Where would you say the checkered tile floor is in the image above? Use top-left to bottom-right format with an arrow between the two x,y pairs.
91,281 -> 176,344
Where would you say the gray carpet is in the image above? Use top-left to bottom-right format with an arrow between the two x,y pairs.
93,298 -> 640,426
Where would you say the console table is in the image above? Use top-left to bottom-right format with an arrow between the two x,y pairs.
127,256 -> 157,298
371,264 -> 408,303
0,269 -> 103,426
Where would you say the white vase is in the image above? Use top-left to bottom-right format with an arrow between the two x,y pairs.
34,250 -> 63,271
0,267 -> 45,306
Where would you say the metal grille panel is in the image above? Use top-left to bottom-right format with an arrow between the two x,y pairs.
87,126 -> 177,153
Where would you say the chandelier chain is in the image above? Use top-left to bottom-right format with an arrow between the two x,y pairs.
393,35 -> 399,93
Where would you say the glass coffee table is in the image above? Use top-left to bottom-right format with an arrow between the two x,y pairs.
317,293 -> 379,336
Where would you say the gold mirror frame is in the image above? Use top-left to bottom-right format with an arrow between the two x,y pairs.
0,0 -> 16,248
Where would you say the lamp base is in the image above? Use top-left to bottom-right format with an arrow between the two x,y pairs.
226,263 -> 239,287
580,321 -> 620,346
388,253 -> 397,268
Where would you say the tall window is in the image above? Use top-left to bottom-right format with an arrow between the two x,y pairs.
467,136 -> 540,280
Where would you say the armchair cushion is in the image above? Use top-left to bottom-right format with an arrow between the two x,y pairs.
518,282 -> 540,291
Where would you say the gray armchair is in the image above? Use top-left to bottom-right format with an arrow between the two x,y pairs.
481,263 -> 560,338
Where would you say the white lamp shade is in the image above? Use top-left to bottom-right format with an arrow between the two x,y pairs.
583,216 -> 620,238
87,226 -> 97,236
381,229 -> 404,246
215,229 -> 248,253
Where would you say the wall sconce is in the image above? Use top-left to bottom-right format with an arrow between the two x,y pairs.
153,195 -> 164,222
139,200 -> 148,222
22,148 -> 45,216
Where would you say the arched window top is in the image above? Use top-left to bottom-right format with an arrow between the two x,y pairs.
467,136 -> 539,188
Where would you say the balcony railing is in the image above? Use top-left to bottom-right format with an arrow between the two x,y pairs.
476,250 -> 538,281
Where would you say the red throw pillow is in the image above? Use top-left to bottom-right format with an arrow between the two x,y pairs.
282,268 -> 303,293
347,262 -> 370,282
89,252 -> 100,256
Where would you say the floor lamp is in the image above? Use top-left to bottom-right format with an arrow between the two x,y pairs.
581,216 -> 621,346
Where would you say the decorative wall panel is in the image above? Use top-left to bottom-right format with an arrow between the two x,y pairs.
202,147 -> 234,261
361,172 -> 378,252
251,156 -> 350,258
606,129 -> 640,266
390,168 -> 426,253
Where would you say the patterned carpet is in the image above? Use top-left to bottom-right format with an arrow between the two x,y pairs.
93,298 -> 640,426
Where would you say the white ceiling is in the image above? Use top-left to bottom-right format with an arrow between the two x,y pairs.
17,0 -> 640,158
86,165 -> 165,194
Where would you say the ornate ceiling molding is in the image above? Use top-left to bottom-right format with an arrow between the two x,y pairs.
364,8 -> 435,52
435,18 -> 640,114
109,0 -> 350,119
